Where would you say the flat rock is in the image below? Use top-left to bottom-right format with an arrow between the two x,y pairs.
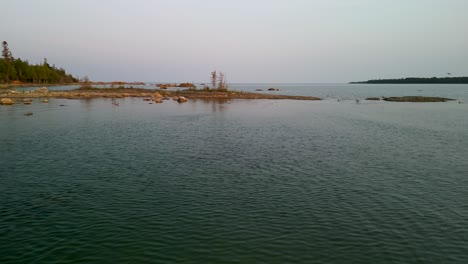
36,87 -> 48,93
383,96 -> 454,102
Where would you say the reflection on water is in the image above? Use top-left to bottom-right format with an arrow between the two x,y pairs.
194,98 -> 232,113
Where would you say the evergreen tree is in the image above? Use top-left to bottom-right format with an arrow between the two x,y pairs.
0,41 -> 77,84
2,41 -> 13,62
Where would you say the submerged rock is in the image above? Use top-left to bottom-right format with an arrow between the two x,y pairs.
24,112 -> 33,116
0,98 -> 14,105
42,99 -> 49,103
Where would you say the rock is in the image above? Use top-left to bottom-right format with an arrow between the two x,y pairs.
23,98 -> 33,103
0,98 -> 14,105
36,87 -> 48,93
162,97 -> 171,100
153,92 -> 163,98
8,90 -> 18,94
143,98 -> 151,101
123,93 -> 130,97
177,96 -> 188,103
267,88 -> 279,91
256,89 -> 263,91
157,84 -> 177,89
178,82 -> 195,88
173,96 -> 179,101
383,96 -> 454,102
24,112 -> 33,116
365,97 -> 381,101
154,98 -> 163,103
42,99 -> 49,103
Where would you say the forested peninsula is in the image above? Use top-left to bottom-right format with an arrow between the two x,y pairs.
0,41 -> 77,86
350,77 -> 468,84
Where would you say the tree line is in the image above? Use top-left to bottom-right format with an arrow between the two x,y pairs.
0,41 -> 77,84
351,77 -> 468,84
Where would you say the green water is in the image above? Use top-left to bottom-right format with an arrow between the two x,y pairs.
1,89 -> 468,263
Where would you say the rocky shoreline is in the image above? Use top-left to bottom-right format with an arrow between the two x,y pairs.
1,87 -> 460,106
0,87 -> 321,105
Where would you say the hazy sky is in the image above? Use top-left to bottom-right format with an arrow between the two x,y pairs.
2,0 -> 467,82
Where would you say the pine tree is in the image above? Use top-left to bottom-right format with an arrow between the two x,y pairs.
2,41 -> 13,62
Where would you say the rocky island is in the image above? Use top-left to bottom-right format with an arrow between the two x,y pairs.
365,96 -> 455,102
0,86 -> 320,105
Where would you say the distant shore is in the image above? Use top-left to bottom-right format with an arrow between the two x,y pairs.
350,76 -> 468,84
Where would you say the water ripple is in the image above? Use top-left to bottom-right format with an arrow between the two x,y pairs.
1,98 -> 467,263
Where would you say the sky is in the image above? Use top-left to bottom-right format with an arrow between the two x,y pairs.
1,0 -> 467,83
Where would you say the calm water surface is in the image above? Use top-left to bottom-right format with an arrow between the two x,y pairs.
1,84 -> 468,263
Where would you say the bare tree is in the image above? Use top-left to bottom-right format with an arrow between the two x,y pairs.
211,70 -> 217,89
80,75 -> 91,89
218,72 -> 229,90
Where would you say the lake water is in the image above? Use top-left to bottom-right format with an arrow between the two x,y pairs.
1,84 -> 468,263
